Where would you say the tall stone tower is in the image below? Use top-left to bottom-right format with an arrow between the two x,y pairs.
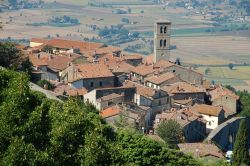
153,20 -> 171,63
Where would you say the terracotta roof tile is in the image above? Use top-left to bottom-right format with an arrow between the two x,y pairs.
95,46 -> 121,55
143,54 -> 154,65
97,93 -> 124,102
173,98 -> 193,105
100,105 -> 121,119
131,65 -> 155,76
210,86 -> 239,101
123,80 -> 156,98
192,104 -> 223,116
45,38 -> 103,53
47,55 -> 79,71
122,53 -> 143,60
153,60 -> 175,69
29,52 -> 79,71
71,64 -> 114,82
29,53 -> 50,67
53,83 -> 88,96
145,72 -> 176,85
97,54 -> 136,74
67,87 -> 88,96
162,82 -> 205,94
154,108 -> 204,127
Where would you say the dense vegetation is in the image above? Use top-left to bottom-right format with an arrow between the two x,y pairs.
0,42 -> 22,68
232,119 -> 250,165
156,119 -> 183,149
237,91 -> 250,118
49,15 -> 80,26
0,69 -> 201,165
27,15 -> 80,27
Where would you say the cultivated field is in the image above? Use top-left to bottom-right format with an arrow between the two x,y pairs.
170,36 -> 250,65
195,66 -> 250,86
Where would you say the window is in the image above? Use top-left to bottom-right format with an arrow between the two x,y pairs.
99,81 -> 103,87
172,69 -> 176,73
164,26 -> 167,33
208,121 -> 211,126
161,53 -> 164,56
160,26 -> 163,33
158,100 -> 161,105
160,39 -> 163,47
90,82 -> 94,87
164,40 -> 167,47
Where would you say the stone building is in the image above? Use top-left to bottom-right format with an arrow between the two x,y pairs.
84,86 -> 136,110
192,104 -> 225,133
96,93 -> 124,110
29,52 -> 80,81
209,86 -> 239,118
154,108 -> 206,142
100,104 -> 153,132
65,64 -> 115,90
144,72 -> 182,89
123,80 -> 171,113
131,59 -> 203,85
162,65 -> 203,85
162,82 -> 206,104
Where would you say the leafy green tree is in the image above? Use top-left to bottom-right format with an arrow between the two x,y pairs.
204,67 -> 210,75
80,131 -> 119,166
228,63 -> 234,70
117,131 -> 201,166
232,119 -> 250,166
37,79 -> 55,90
0,42 -> 23,69
41,45 -> 53,53
237,91 -> 250,117
1,138 -> 38,166
156,119 -> 183,148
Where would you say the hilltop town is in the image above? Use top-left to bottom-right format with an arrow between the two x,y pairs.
11,19 -> 249,163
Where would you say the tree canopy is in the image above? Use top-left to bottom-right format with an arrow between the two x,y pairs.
232,119 -> 250,166
0,42 -> 23,69
156,119 -> 183,149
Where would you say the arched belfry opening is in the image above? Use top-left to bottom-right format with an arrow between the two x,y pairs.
160,26 -> 163,34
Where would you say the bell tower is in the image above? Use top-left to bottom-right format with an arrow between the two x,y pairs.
153,20 -> 171,63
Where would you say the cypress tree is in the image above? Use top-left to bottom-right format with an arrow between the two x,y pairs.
232,119 -> 250,166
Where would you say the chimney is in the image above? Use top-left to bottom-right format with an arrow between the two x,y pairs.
177,86 -> 180,91
49,54 -> 53,61
67,62 -> 72,67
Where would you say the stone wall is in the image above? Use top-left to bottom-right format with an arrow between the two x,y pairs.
212,96 -> 237,118
165,65 -> 203,85
206,117 -> 245,151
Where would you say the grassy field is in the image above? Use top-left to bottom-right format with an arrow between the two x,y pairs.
195,66 -> 250,86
